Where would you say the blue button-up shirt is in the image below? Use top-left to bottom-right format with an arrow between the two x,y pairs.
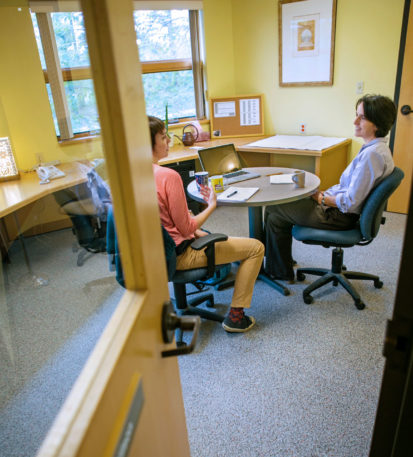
325,138 -> 394,214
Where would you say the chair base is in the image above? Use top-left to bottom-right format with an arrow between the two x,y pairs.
296,266 -> 383,310
172,284 -> 225,344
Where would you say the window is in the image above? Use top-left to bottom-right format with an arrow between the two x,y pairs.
30,7 -> 205,140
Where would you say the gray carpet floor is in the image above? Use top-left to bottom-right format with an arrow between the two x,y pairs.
179,207 -> 406,457
0,207 -> 406,457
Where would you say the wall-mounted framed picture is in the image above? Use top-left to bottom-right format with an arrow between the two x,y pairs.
279,0 -> 337,86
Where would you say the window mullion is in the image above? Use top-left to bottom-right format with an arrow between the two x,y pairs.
141,59 -> 192,74
36,12 -> 73,139
189,10 -> 205,119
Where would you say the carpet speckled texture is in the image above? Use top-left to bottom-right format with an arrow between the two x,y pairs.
0,208 -> 406,457
178,208 -> 405,457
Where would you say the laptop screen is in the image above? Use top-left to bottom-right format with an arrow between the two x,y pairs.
197,144 -> 242,175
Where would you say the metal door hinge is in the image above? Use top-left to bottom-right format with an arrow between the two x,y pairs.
383,318 -> 413,372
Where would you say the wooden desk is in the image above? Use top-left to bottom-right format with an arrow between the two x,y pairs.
160,136 -> 351,190
0,161 -> 89,240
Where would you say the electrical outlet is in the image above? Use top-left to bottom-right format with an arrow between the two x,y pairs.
356,81 -> 364,94
299,123 -> 306,134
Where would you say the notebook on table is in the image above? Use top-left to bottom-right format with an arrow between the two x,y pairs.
197,143 -> 261,184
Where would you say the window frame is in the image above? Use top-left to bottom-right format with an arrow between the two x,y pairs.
33,7 -> 205,140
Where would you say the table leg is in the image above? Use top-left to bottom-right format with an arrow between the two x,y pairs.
248,207 -> 290,296
13,213 -> 49,287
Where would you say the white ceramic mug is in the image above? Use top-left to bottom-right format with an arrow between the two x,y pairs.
292,170 -> 305,188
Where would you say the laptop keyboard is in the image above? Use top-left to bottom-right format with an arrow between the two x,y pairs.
224,170 -> 248,178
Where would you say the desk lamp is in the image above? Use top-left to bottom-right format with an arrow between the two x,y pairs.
0,137 -> 19,181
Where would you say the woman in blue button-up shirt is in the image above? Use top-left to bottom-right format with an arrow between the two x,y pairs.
264,94 -> 397,281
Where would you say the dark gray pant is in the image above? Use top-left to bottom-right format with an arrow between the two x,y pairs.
264,198 -> 359,279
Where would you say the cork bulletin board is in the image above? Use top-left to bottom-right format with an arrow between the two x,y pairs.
209,94 -> 264,138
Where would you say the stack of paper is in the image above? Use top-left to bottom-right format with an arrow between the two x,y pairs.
217,186 -> 259,202
245,135 -> 347,151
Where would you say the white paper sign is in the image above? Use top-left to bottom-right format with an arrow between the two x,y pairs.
214,101 -> 236,118
240,98 -> 260,126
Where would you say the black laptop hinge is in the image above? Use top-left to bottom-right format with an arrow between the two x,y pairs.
383,318 -> 413,373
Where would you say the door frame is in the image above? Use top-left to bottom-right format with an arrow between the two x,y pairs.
370,3 -> 413,454
389,0 -> 411,153
35,1 -> 191,456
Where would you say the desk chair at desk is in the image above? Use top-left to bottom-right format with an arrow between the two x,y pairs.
54,168 -> 110,266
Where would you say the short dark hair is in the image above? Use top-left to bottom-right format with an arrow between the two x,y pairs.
356,94 -> 397,138
148,116 -> 166,149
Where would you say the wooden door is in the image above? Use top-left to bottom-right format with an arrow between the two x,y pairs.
369,167 -> 413,457
36,1 -> 191,456
388,1 -> 413,213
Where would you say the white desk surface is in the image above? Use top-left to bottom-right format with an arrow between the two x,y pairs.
187,167 -> 320,208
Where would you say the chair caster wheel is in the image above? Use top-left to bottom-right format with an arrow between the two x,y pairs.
206,299 -> 215,308
303,294 -> 313,304
283,289 -> 290,296
342,265 -> 347,271
297,272 -> 305,282
333,279 -> 338,286
355,300 -> 365,310
374,279 -> 383,289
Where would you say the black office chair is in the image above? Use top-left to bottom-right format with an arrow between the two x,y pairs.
292,167 -> 404,309
54,183 -> 107,266
107,206 -> 230,343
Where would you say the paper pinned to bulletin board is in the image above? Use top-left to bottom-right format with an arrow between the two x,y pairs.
209,94 -> 264,138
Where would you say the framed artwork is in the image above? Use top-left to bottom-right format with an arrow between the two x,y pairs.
279,0 -> 337,86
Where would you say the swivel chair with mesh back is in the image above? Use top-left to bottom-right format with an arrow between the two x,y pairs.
292,167 -> 404,309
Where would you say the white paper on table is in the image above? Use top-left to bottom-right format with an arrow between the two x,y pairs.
244,135 -> 347,151
217,186 -> 259,202
270,174 -> 294,184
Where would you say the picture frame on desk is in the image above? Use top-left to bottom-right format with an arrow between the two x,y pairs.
278,0 -> 337,87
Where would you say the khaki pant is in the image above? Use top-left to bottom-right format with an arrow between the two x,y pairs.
176,237 -> 264,309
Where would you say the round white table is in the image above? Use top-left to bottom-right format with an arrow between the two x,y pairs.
187,167 -> 320,295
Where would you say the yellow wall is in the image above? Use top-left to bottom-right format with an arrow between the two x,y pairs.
0,1 -> 406,170
204,0 -> 405,159
0,6 -> 103,171
202,0 -> 236,100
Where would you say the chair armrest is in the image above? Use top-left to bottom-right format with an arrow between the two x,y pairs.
191,233 -> 228,250
191,233 -> 228,277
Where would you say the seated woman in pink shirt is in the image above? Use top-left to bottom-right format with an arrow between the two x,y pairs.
149,116 -> 264,333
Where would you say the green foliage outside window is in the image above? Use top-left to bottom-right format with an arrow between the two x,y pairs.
31,10 -> 197,136
143,71 -> 196,120
134,10 -> 191,61
51,13 -> 90,68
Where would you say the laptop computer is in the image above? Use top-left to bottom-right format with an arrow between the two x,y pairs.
197,144 -> 261,184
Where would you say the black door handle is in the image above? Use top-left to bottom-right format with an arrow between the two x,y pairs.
161,301 -> 200,357
400,105 -> 413,115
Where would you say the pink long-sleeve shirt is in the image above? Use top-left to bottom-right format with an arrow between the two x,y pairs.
153,164 -> 198,246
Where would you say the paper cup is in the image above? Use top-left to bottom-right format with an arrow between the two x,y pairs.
210,175 -> 224,193
195,171 -> 209,191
